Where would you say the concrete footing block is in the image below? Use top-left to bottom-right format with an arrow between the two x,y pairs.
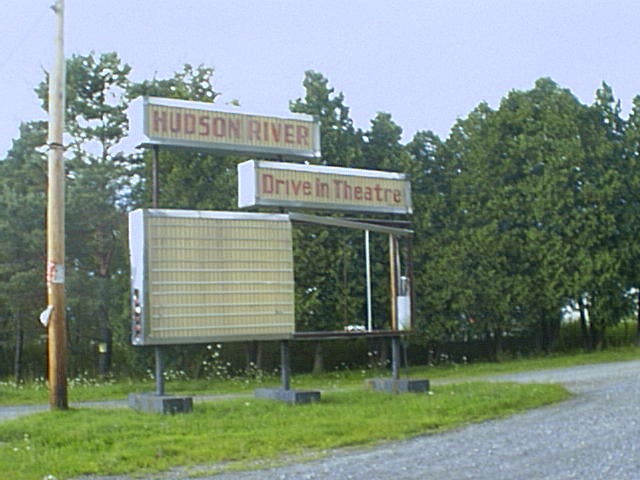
254,388 -> 321,405
366,378 -> 430,394
128,393 -> 193,414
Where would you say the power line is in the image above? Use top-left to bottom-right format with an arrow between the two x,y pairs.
0,6 -> 49,74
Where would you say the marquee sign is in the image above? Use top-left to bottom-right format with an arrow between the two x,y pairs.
126,96 -> 321,160
129,209 -> 295,345
238,160 -> 412,215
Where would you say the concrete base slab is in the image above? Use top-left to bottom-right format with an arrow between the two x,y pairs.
255,388 -> 321,405
366,378 -> 430,394
128,393 -> 193,414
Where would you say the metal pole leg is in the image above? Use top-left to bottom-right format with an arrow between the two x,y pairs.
391,336 -> 401,381
281,340 -> 291,391
155,346 -> 165,396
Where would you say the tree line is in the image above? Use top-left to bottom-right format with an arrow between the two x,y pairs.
1,52 -> 639,381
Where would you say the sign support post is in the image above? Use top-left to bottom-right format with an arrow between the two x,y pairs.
280,340 -> 291,391
365,230 -> 373,332
150,144 -> 165,397
389,234 -> 398,331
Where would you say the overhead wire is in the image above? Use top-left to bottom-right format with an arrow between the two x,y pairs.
0,6 -> 50,74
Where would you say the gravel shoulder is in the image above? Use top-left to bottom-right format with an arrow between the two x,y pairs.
4,360 -> 640,480
195,360 -> 640,480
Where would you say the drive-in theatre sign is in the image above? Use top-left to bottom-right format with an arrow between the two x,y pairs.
238,160 -> 412,214
127,97 -> 413,347
126,97 -> 422,407
127,96 -> 321,160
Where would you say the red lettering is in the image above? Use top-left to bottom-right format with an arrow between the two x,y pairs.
316,179 -> 329,197
296,125 -> 309,146
374,184 -> 383,201
393,190 -> 402,204
333,180 -> 342,199
262,174 -> 274,194
198,116 -> 210,136
284,124 -> 294,144
249,120 -> 261,141
184,114 -> 196,134
169,112 -> 181,133
333,179 -> 356,199
212,117 -> 225,137
287,180 -> 312,196
229,118 -> 241,138
276,178 -> 287,194
270,123 -> 282,142
291,179 -> 303,195
152,110 -> 167,133
354,186 -> 363,200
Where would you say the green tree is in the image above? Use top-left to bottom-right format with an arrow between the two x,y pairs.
289,70 -> 365,333
129,63 -> 218,103
128,64 -> 237,211
290,71 -> 366,371
0,121 -> 48,381
405,129 -> 461,337
621,95 -> 640,344
487,79 -> 592,352
428,78 -> 626,355
575,83 -> 630,350
128,64 -> 250,373
360,113 -> 413,334
37,52 -> 136,376
290,70 -> 362,167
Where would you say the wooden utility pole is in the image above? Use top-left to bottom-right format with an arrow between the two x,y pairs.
47,0 -> 68,410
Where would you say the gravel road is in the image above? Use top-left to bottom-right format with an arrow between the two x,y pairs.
200,360 -> 640,480
4,360 -> 639,479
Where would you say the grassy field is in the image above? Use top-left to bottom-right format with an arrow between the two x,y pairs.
0,347 -> 637,480
1,346 -> 638,405
0,383 -> 569,480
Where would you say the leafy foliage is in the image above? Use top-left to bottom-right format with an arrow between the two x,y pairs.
0,121 -> 48,381
1,54 -> 639,379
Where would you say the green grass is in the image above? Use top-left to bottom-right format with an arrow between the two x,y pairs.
0,374 -> 271,406
0,347 -> 637,479
411,345 -> 640,381
0,382 -> 570,480
1,346 -> 638,405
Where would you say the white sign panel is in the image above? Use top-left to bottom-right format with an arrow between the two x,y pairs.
238,160 -> 412,215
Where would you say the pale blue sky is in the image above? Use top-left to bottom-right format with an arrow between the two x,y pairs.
2,1 -> 639,157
